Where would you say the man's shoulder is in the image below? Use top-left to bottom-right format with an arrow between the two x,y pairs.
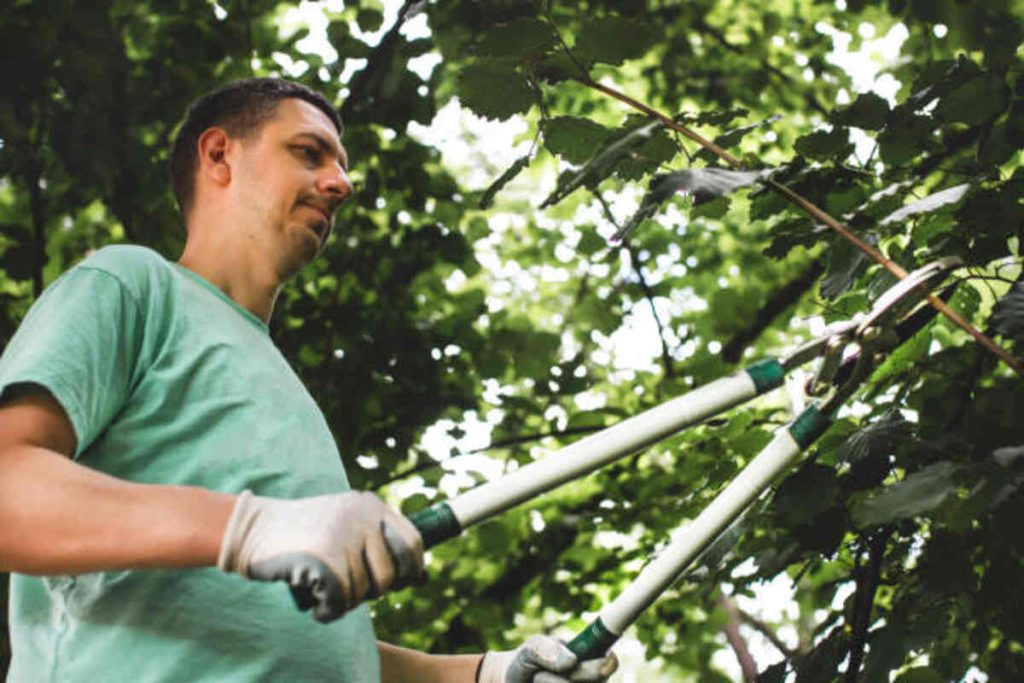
79,244 -> 169,276
72,245 -> 174,298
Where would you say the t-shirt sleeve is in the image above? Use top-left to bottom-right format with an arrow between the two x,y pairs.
0,264 -> 144,458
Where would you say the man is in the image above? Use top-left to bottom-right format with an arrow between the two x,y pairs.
0,78 -> 617,682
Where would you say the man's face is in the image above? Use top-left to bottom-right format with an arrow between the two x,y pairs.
230,98 -> 352,276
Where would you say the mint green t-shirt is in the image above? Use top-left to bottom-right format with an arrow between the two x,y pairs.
0,246 -> 380,682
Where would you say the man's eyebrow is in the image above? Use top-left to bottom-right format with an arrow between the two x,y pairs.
293,131 -> 349,171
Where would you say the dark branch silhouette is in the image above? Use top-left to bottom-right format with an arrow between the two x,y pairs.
721,260 -> 825,363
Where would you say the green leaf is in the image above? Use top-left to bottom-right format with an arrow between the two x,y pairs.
954,186 -> 1024,241
820,238 -> 871,300
879,183 -> 969,225
878,113 -> 935,166
540,122 -> 661,208
796,628 -> 847,683
475,17 -> 557,61
978,119 -> 1016,167
994,283 -> 1024,343
833,93 -> 891,130
905,57 -> 981,109
400,492 -> 431,515
0,241 -> 35,281
756,662 -> 787,683
793,506 -> 846,554
852,461 -> 961,528
614,126 -> 678,181
573,295 -> 621,334
696,115 -> 781,162
617,167 -> 773,239
692,107 -> 749,127
893,667 -> 944,683
355,8 -> 384,32
479,154 -> 531,209
564,410 -> 611,431
476,519 -> 514,554
716,115 -> 781,148
574,16 -> 653,65
336,37 -> 372,59
843,454 -> 892,491
773,464 -> 839,525
935,72 -> 1009,126
456,63 -> 536,121
794,128 -> 853,161
533,51 -> 581,84
543,117 -> 612,165
836,412 -> 907,464
763,218 -> 825,259
576,229 -> 607,256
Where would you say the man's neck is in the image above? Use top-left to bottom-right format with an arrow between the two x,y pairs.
177,232 -> 282,324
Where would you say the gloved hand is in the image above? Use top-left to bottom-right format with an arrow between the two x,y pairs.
477,635 -> 619,683
217,490 -> 424,622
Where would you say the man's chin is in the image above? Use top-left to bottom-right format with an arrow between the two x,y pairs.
304,219 -> 332,249
277,227 -> 323,275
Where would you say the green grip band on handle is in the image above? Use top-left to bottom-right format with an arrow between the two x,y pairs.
567,618 -> 618,660
745,358 -> 785,394
788,403 -> 832,450
408,502 -> 462,549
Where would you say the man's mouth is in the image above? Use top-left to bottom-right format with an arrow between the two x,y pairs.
299,203 -> 331,240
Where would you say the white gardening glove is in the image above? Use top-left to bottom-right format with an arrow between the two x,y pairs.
217,490 -> 424,622
477,635 -> 619,683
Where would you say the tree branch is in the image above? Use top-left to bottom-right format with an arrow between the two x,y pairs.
26,97 -> 50,298
626,241 -> 676,378
27,168 -> 46,299
592,192 -> 675,378
721,260 -> 825,363
720,593 -> 759,682
571,76 -> 1024,376
738,607 -> 802,663
845,530 -> 891,682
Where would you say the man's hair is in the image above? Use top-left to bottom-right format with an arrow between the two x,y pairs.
168,78 -> 343,215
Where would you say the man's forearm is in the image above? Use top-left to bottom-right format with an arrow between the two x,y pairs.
0,443 -> 234,574
378,641 -> 482,683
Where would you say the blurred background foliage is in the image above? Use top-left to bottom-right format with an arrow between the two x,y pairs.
2,0 -> 1024,680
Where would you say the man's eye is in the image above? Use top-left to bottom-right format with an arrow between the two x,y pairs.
295,145 -> 320,165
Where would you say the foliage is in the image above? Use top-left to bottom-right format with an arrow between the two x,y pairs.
3,0 -> 1024,680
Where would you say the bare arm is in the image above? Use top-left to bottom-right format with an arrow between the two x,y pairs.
0,387 -> 235,575
378,641 -> 482,683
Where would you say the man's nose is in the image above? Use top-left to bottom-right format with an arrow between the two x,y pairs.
318,164 -> 354,203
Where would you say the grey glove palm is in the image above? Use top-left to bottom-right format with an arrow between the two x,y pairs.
218,490 -> 423,622
477,635 -> 619,683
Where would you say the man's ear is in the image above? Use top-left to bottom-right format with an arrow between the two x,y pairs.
197,127 -> 232,187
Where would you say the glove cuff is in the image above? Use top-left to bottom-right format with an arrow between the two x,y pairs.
217,490 -> 258,573
476,650 -> 513,683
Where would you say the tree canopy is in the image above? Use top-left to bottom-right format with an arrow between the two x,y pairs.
2,0 -> 1024,680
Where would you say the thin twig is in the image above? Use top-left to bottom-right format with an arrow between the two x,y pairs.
27,96 -> 50,298
626,242 -> 676,378
738,608 -> 802,663
720,593 -> 759,682
573,76 -> 1024,376
593,192 -> 676,378
721,260 -> 826,363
